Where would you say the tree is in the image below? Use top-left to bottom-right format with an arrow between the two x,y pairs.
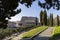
43,10 -> 47,26
38,0 -> 60,10
47,17 -> 50,26
1,0 -> 60,28
40,10 -> 47,26
40,10 -> 43,26
0,0 -> 35,29
35,18 -> 38,25
49,13 -> 53,26
57,15 -> 59,26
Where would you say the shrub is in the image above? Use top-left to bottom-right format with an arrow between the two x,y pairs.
0,25 -> 37,39
0,28 -> 23,39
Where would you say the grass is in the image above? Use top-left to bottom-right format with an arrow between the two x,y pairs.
49,26 -> 60,40
53,26 -> 60,34
51,26 -> 60,35
51,27 -> 56,36
21,26 -> 48,39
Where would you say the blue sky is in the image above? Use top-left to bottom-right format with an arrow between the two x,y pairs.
9,0 -> 60,22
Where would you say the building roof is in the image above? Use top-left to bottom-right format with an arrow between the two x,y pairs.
21,16 -> 38,20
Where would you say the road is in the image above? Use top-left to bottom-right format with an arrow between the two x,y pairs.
33,27 -> 54,40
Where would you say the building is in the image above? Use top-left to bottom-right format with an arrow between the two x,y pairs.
7,21 -> 16,28
20,16 -> 38,26
7,16 -> 39,28
16,21 -> 21,27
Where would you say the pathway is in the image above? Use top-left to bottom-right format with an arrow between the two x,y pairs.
11,31 -> 25,40
2,31 -> 25,40
4,27 -> 54,40
33,27 -> 54,40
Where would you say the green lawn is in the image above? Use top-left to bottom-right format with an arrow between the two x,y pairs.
53,26 -> 60,34
49,26 -> 60,40
21,26 -> 48,39
51,26 -> 60,35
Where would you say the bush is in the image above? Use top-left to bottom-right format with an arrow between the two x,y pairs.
0,25 -> 37,39
0,27 -> 24,39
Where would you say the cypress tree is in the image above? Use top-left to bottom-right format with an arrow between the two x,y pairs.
47,17 -> 50,26
40,10 -> 47,26
57,15 -> 59,26
50,13 -> 53,26
43,10 -> 47,26
40,10 -> 43,26
42,11 -> 45,26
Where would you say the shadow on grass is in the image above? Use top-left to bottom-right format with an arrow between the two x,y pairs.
49,33 -> 60,40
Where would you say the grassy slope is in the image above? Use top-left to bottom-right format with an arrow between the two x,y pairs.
21,26 -> 48,39
49,26 -> 60,40
54,26 -> 60,34
52,26 -> 60,35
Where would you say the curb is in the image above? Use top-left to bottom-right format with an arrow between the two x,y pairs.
31,27 -> 48,40
21,27 -> 48,40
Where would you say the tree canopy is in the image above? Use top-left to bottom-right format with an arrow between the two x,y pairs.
0,0 -> 60,28
38,0 -> 60,10
0,0 -> 35,28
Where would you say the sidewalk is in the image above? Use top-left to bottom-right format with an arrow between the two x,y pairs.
11,31 -> 25,40
33,27 -> 54,40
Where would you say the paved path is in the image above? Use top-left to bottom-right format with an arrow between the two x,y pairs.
33,27 -> 54,40
11,31 -> 25,40
2,31 -> 25,40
